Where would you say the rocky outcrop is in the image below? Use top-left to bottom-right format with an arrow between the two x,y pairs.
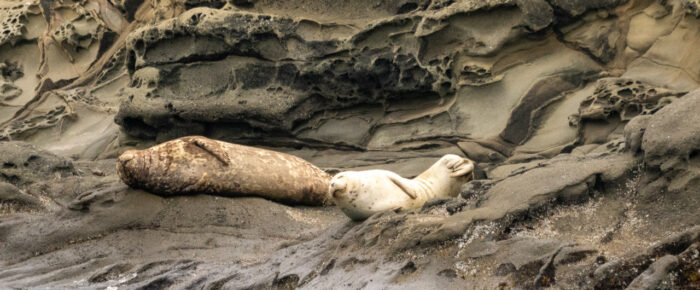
113,0 -> 612,152
0,0 -> 698,288
572,77 -> 687,145
0,141 -> 76,187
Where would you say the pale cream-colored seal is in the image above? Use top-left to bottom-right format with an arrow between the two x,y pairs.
117,136 -> 332,205
330,154 -> 475,220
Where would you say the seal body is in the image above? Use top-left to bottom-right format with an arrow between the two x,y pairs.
117,136 -> 332,205
330,154 -> 474,220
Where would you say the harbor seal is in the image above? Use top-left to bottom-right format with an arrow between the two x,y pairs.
117,136 -> 332,205
330,154 -> 475,220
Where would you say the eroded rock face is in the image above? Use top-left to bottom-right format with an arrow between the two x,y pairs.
577,78 -> 686,122
0,141 -> 76,187
572,77 -> 687,144
642,89 -> 700,168
0,0 -> 698,288
113,2 -> 544,146
111,0 -> 623,152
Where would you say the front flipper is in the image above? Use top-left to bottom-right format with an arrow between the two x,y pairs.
387,173 -> 417,199
188,137 -> 231,166
449,159 -> 475,178
450,161 -> 474,179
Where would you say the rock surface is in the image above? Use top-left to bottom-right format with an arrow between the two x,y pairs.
0,0 -> 699,288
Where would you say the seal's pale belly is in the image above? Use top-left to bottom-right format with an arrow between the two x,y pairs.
333,172 -> 416,220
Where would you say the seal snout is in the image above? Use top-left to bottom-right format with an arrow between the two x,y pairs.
116,150 -> 143,185
329,176 -> 347,199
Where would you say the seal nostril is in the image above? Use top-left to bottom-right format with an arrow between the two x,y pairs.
332,187 -> 346,199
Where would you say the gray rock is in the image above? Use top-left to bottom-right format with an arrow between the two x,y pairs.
626,255 -> 679,290
0,141 -> 76,188
642,89 -> 700,168
624,114 -> 652,153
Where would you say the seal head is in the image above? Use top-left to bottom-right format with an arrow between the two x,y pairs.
116,150 -> 147,188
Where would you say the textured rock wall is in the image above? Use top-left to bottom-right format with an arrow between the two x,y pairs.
3,0 -> 698,175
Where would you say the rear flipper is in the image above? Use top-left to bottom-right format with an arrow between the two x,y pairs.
445,157 -> 474,178
387,173 -> 418,199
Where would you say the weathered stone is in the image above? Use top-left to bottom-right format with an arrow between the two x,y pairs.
0,0 -> 698,288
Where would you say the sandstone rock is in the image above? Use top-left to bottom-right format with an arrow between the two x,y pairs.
0,0 -> 698,288
0,141 -> 76,187
642,89 -> 700,167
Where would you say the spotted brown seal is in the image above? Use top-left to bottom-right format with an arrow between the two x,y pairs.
117,136 -> 331,205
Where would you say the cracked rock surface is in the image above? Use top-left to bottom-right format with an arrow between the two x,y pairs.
0,0 -> 698,288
